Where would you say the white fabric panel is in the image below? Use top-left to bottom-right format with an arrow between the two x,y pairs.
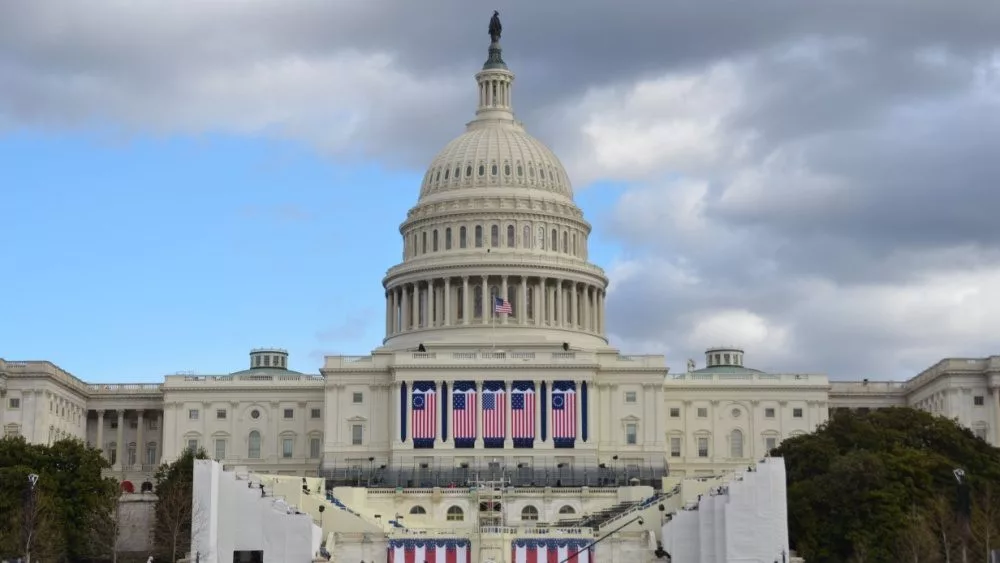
713,494 -> 726,563
514,544 -> 527,563
456,545 -> 468,563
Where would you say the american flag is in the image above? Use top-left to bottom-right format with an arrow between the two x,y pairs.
494,295 -> 512,315
512,539 -> 592,563
452,385 -> 477,441
511,388 -> 535,440
482,387 -> 506,441
552,388 -> 576,440
411,386 -> 437,440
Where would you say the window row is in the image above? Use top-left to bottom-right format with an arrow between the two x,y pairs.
187,404 -> 338,421
103,441 -> 159,466
423,160 -> 565,189
667,406 -> 805,419
405,503 -> 576,522
405,223 -> 586,259
184,431 -> 324,460
668,431 -> 783,459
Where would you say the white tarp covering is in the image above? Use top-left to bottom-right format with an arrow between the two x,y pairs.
661,457 -> 790,563
192,459 -> 322,563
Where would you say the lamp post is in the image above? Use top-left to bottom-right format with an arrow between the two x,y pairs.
367,457 -> 376,487
612,455 -> 619,486
318,504 -> 326,528
23,473 -> 39,563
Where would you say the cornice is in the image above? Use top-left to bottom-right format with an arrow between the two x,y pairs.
383,261 -> 608,287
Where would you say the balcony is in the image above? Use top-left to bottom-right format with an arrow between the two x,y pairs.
323,351 -> 666,370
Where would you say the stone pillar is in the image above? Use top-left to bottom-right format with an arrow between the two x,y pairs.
504,380 -> 513,447
385,291 -> 391,337
533,381 -> 541,446
410,283 -> 419,330
501,275 -> 509,325
444,278 -> 452,327
462,276 -> 470,325
401,286 -> 410,331
480,275 -> 489,325
115,410 -> 125,469
597,290 -> 605,334
556,281 -> 564,327
435,383 -> 443,446
589,286 -> 596,331
136,410 -> 145,468
535,279 -> 543,326
570,283 -> 579,329
575,381 -> 583,441
520,277 -> 528,325
475,381 -> 484,448
96,410 -> 105,459
428,279 -> 436,328
545,279 -> 554,326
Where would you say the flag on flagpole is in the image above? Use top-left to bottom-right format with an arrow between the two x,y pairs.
494,295 -> 512,315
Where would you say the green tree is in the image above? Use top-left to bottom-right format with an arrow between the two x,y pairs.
152,448 -> 208,563
0,436 -> 118,562
775,407 -> 1000,563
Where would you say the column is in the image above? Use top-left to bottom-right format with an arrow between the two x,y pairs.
536,279 -> 543,326
136,410 -> 145,468
475,381 -> 484,448
96,410 -> 105,458
462,277 -> 470,326
444,278 -> 452,327
411,283 -> 419,330
575,381 -> 583,442
556,281 -> 563,327
428,279 -> 436,327
385,292 -> 391,337
587,380 -> 597,444
520,277 -> 528,326
401,286 -> 410,331
443,381 -> 453,447
504,380 -> 513,447
545,279 -> 554,326
501,276 -> 509,325
534,381 -> 542,446
570,283 -> 579,329
115,410 -> 125,469
586,286 -> 594,331
435,383 -> 443,445
480,275 -> 489,325
597,290 -> 605,334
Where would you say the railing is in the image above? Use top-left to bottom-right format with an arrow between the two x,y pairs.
669,372 -> 825,383
89,383 -> 162,393
168,374 -> 324,383
325,351 -> 666,368
829,381 -> 908,394
478,526 -> 594,536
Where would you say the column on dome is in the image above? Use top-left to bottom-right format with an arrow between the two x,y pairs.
462,276 -> 470,326
535,279 -> 543,326
546,279 -> 555,326
501,276 -> 509,325
385,291 -> 391,337
555,280 -> 563,327
96,410 -> 105,458
480,275 -> 489,325
588,286 -> 595,332
570,282 -> 579,329
411,283 -> 419,330
428,278 -> 436,328
517,276 -> 528,325
597,290 -> 604,334
401,286 -> 410,331
444,278 -> 452,327
393,288 -> 400,333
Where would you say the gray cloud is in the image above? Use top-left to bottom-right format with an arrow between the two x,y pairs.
2,1 -> 999,379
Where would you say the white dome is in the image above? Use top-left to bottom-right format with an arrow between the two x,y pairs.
419,121 -> 573,202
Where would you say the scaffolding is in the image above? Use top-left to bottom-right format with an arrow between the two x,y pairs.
472,475 -> 508,529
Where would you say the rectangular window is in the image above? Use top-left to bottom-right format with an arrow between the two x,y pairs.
975,427 -> 988,440
310,408 -> 322,419
624,391 -> 637,404
146,444 -> 157,466
109,447 -> 118,465
670,437 -> 682,457
282,438 -> 293,458
187,439 -> 198,452
669,407 -> 680,418
792,408 -> 803,418
697,407 -> 708,418
765,408 -> 775,418
188,409 -> 199,420
8,398 -> 19,409
765,437 -> 777,452
697,437 -> 709,458
310,437 -> 321,459
216,409 -> 227,420
215,439 -> 226,460
974,396 -> 985,406
625,423 -> 637,445
283,408 -> 294,419
351,424 -> 363,445
352,392 -> 364,404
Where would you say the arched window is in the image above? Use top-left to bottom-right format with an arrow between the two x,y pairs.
409,505 -> 427,515
572,233 -> 578,256
538,226 -> 546,250
446,506 -> 465,521
523,225 -> 531,248
551,229 -> 557,251
457,287 -> 464,320
460,226 -> 467,248
248,431 -> 261,459
491,225 -> 499,247
422,232 -> 427,254
730,429 -> 744,458
432,230 -> 439,252
562,231 -> 568,253
558,505 -> 576,515
507,225 -> 515,247
445,227 -> 452,250
474,286 -> 483,319
475,226 -> 483,248
526,287 -> 534,320
521,505 -> 539,521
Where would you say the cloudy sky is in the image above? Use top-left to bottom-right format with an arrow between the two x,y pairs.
2,1 -> 998,381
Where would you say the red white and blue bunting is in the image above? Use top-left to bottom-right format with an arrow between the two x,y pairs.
388,538 -> 471,563
512,538 -> 593,563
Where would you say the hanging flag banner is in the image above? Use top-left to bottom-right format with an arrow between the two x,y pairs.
552,381 -> 577,448
388,538 -> 471,563
411,381 -> 437,448
511,381 -> 536,447
512,538 -> 593,563
482,380 -> 506,447
452,381 -> 477,448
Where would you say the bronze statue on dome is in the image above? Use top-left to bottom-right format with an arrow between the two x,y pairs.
489,11 -> 502,43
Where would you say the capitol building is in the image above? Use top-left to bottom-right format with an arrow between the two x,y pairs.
2,15 -> 999,563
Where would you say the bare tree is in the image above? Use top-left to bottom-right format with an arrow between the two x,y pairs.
154,479 -> 194,563
21,474 -> 42,563
929,495 -> 962,563
896,506 -> 939,563
972,482 -> 1000,563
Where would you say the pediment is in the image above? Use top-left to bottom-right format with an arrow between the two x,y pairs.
347,415 -> 368,422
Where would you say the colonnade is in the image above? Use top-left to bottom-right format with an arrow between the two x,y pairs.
92,408 -> 161,470
390,379 -> 595,449
384,275 -> 605,337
